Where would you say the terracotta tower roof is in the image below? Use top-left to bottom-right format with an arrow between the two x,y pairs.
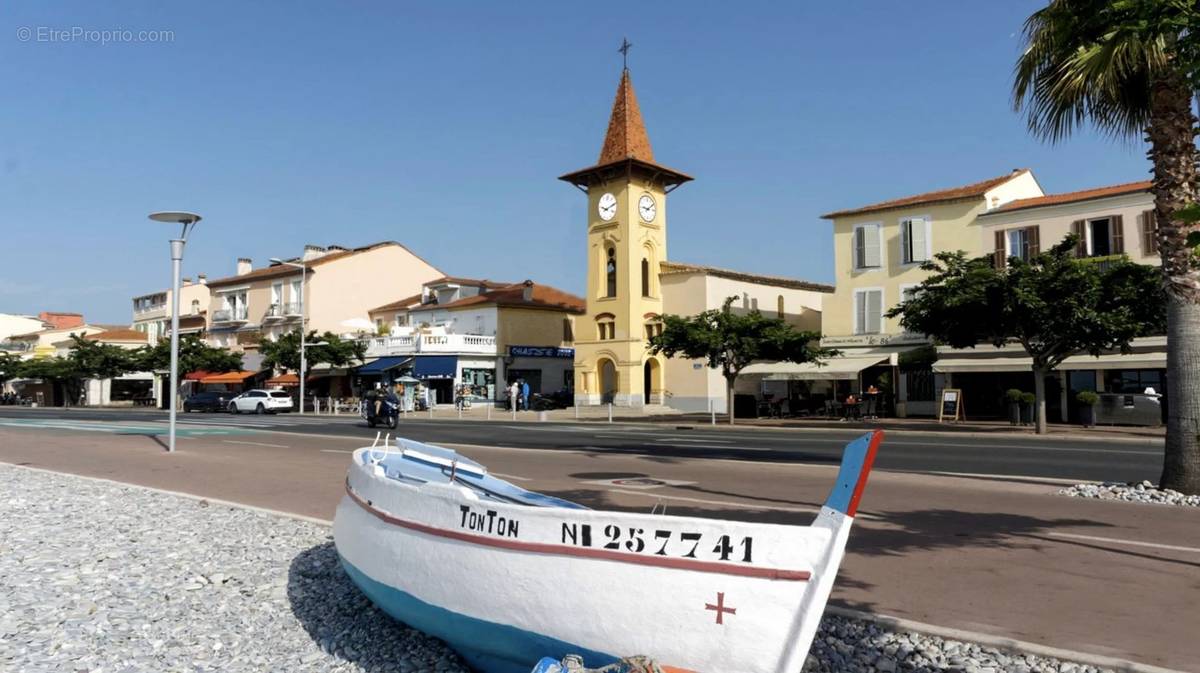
598,69 -> 654,164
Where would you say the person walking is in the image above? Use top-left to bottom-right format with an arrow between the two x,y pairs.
521,380 -> 531,411
509,380 -> 519,411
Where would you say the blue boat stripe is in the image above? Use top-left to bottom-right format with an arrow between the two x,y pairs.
823,431 -> 882,516
340,556 -> 619,673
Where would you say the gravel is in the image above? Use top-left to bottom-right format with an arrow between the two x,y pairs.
0,465 -> 1122,673
1060,480 -> 1200,507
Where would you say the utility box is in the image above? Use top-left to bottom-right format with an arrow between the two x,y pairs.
1095,393 -> 1162,427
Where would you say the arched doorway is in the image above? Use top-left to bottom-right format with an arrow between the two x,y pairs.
599,358 -> 617,404
643,358 -> 661,405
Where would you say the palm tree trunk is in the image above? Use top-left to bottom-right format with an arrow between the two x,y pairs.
1147,68 -> 1200,494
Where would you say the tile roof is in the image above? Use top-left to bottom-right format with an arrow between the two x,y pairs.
599,69 -> 654,165
429,276 -> 512,289
411,281 -> 585,314
820,170 -> 1032,219
986,180 -> 1152,214
369,293 -> 424,314
83,329 -> 148,342
659,261 -> 835,293
205,241 -> 440,287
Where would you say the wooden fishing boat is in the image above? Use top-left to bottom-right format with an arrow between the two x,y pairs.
332,430 -> 882,673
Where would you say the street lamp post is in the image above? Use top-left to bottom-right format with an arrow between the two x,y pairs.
269,258 -> 308,415
148,211 -> 202,453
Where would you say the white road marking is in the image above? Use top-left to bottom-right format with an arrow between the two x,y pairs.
222,440 -> 290,449
654,437 -> 733,444
1045,532 -> 1200,554
320,449 -> 354,454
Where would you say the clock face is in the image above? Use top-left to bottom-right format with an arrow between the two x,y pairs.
638,194 -> 657,222
597,193 -> 617,221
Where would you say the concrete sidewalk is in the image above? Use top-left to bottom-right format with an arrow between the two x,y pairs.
0,423 -> 1195,670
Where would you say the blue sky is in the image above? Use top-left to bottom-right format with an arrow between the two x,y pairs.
0,1 -> 1146,323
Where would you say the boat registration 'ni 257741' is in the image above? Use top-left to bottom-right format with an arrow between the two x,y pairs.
332,430 -> 884,673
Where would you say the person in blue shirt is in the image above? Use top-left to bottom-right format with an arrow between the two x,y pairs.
521,380 -> 531,411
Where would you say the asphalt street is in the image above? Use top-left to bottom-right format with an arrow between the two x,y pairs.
0,406 -> 1164,482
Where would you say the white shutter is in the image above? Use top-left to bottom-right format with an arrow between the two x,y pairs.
854,227 -> 865,269
899,220 -> 911,264
863,224 -> 881,268
855,291 -> 867,334
910,218 -> 928,262
866,290 -> 883,334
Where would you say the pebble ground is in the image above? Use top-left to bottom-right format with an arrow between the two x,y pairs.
0,465 -> 1120,673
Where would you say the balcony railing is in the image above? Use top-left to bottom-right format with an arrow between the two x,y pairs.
263,303 -> 301,320
0,341 -> 31,352
212,307 -> 249,323
363,333 -> 497,357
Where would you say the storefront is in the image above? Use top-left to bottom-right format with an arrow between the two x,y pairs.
353,356 -> 413,393
504,346 -> 574,395
413,355 -> 457,405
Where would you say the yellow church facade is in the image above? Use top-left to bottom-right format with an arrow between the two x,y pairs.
561,68 -> 832,410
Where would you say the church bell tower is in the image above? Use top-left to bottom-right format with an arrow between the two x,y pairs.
559,62 -> 692,407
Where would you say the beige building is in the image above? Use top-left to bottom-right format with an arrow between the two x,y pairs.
365,277 -> 585,404
811,170 -> 1044,416
132,274 -> 211,342
560,67 -> 830,412
203,241 -> 443,356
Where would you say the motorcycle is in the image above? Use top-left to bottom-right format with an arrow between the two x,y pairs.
361,396 -> 399,429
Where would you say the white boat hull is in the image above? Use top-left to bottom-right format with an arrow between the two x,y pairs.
333,431 -> 882,673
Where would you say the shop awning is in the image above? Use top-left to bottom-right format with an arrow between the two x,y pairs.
742,356 -> 887,381
184,370 -> 211,381
354,357 -> 412,375
199,370 -> 261,384
265,373 -> 300,387
413,355 -> 457,380
934,351 -> 1166,374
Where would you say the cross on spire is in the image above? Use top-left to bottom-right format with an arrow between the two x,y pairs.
619,37 -> 632,70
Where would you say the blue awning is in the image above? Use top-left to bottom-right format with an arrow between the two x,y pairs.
413,355 -> 457,380
354,356 -> 412,375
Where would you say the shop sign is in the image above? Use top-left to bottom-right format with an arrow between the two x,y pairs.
820,333 -> 927,348
510,345 -> 574,358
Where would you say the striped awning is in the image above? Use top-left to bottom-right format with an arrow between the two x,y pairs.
199,370 -> 260,384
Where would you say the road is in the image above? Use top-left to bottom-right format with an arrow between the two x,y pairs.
0,406 -> 1165,483
0,413 -> 1195,671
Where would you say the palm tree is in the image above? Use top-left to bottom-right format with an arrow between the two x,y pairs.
1014,0 -> 1200,494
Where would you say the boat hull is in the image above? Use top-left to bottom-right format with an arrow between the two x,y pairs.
332,431 -> 880,673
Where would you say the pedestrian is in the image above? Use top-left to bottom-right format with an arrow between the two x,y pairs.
521,379 -> 531,411
509,380 -> 519,411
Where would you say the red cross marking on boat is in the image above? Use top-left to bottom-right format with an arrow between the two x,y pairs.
704,592 -> 736,624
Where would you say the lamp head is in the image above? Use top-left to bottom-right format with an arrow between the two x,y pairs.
149,211 -> 202,225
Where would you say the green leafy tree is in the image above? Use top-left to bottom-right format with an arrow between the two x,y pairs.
648,297 -> 836,425
1014,0 -> 1200,489
135,335 -> 243,375
259,330 -> 366,374
17,356 -> 84,406
889,236 -> 1164,434
0,351 -> 21,389
66,335 -> 140,405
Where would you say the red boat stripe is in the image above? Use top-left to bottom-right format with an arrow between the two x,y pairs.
845,430 -> 883,518
345,480 -> 812,582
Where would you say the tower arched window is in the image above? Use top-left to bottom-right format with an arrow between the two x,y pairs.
641,258 -> 650,297
605,247 -> 617,298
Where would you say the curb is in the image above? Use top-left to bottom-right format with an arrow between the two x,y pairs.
825,606 -> 1186,673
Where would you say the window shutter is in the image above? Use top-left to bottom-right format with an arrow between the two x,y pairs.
910,218 -> 928,262
854,227 -> 865,269
1110,214 -> 1125,254
1026,225 -> 1040,257
867,290 -> 883,334
855,292 -> 866,333
1071,220 -> 1087,256
993,230 -> 1006,269
899,220 -> 910,264
864,224 -> 881,267
1140,210 -> 1158,255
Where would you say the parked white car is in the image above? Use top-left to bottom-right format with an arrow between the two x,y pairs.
227,389 -> 294,414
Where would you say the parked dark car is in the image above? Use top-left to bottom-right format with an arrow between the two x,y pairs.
183,391 -> 230,412
531,389 -> 573,411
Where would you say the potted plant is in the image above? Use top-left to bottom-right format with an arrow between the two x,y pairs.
1004,389 -> 1023,426
1076,390 -> 1099,428
1019,392 -> 1036,426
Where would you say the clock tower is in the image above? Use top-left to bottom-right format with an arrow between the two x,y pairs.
560,66 -> 692,407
